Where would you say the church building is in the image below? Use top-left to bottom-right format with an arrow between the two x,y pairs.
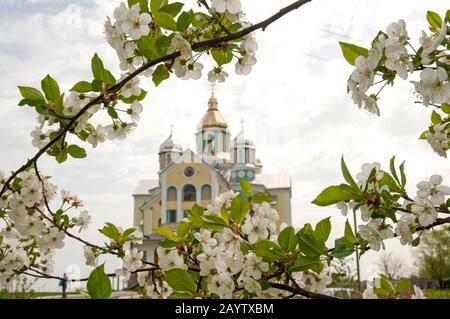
132,91 -> 292,263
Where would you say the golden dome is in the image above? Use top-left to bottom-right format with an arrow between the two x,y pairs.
198,95 -> 228,129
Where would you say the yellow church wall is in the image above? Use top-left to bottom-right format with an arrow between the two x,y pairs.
165,162 -> 213,192
133,195 -> 148,231
152,200 -> 162,231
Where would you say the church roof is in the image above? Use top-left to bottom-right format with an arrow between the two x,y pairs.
198,95 -> 228,129
233,129 -> 254,148
254,173 -> 291,189
133,179 -> 159,195
159,132 -> 183,154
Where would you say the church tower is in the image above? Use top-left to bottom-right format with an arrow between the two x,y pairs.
159,126 -> 183,171
230,121 -> 257,183
196,91 -> 231,168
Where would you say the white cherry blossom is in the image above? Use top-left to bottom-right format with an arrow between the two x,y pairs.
74,210 -> 91,232
411,196 -> 438,227
212,0 -> 242,15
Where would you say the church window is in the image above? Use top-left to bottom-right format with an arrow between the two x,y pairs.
201,184 -> 212,200
167,186 -> 177,201
183,184 -> 196,201
184,166 -> 195,177
166,209 -> 177,223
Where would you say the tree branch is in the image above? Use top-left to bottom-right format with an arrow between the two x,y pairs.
269,282 -> 339,299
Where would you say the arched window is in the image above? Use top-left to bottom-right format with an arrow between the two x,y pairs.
201,184 -> 212,200
167,186 -> 177,201
183,184 -> 196,201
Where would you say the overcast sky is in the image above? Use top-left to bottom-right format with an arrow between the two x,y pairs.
0,0 -> 449,291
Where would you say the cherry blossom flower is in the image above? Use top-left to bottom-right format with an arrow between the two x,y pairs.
425,125 -> 449,158
412,67 -> 450,106
128,101 -> 144,122
411,196 -> 438,227
75,210 -> 91,232
385,19 -> 408,46
208,67 -> 229,83
87,125 -> 108,148
84,246 -> 96,266
212,0 -> 242,15
416,174 -> 450,205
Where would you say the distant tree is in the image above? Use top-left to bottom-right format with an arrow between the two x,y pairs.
378,252 -> 408,280
414,226 -> 450,280
331,258 -> 357,288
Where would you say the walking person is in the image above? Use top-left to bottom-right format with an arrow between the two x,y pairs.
59,273 -> 68,299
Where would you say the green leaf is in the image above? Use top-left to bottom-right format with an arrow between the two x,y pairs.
164,269 -> 196,293
253,240 -> 286,262
395,278 -> 411,294
379,171 -> 400,192
297,224 -> 326,257
159,2 -> 183,16
150,0 -> 162,12
67,145 -> 87,159
18,86 -> 45,103
128,0 -> 149,13
389,156 -> 401,186
188,204 -> 205,227
251,192 -> 272,204
176,221 -> 192,239
201,215 -> 226,230
441,103 -> 450,114
289,256 -> 320,272
278,226 -> 297,252
55,150 -> 68,164
399,161 -> 406,187
91,79 -> 103,92
230,193 -> 249,224
315,217 -> 331,242
339,42 -> 369,66
418,130 -> 428,140
87,264 -> 112,299
240,178 -> 252,198
378,274 -> 395,295
123,227 -> 138,239
107,106 -> 118,119
99,223 -> 121,242
312,184 -> 356,206
177,11 -> 192,32
41,75 -> 60,102
427,10 -> 442,28
431,110 -> 442,125
330,237 -> 355,258
71,81 -> 92,93
159,240 -> 178,248
154,12 -> 178,31
341,156 -> 359,191
91,54 -> 116,85
152,64 -> 170,87
155,34 -> 173,56
154,226 -> 175,240
211,48 -> 233,66
91,53 -> 105,82
103,70 -> 116,86
344,220 -> 358,244
137,35 -> 159,60
446,10 -> 450,23
168,292 -> 195,299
